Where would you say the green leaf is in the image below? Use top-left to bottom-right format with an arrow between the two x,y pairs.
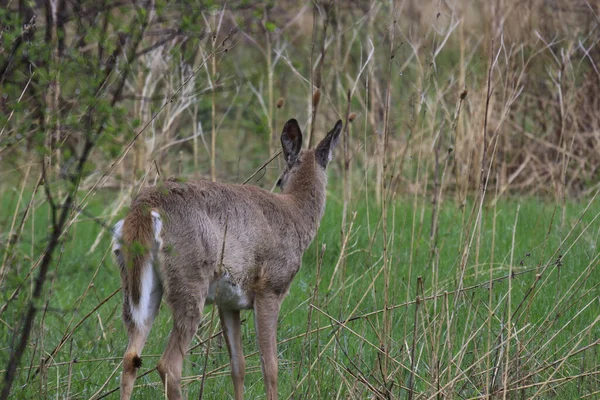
265,21 -> 276,32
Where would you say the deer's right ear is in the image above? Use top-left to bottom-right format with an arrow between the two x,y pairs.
281,119 -> 303,165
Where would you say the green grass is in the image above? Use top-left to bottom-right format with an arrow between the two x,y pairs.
1,1 -> 599,398
1,183 -> 598,399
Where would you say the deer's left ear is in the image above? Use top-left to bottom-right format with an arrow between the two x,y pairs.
315,120 -> 343,168
281,119 -> 303,165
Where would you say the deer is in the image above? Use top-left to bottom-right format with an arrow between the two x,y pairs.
111,118 -> 342,399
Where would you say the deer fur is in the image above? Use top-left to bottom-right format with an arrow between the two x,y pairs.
112,118 -> 342,399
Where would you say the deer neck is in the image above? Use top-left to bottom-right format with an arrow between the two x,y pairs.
283,153 -> 327,249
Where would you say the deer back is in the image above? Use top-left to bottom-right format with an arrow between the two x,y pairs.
129,151 -> 326,297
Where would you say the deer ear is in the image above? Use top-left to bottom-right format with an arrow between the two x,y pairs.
315,120 -> 342,168
281,119 -> 303,165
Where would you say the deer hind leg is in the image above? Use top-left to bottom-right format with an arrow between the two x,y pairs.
113,221 -> 163,400
120,305 -> 160,400
219,307 -> 245,400
254,294 -> 282,400
158,282 -> 208,400
120,279 -> 162,399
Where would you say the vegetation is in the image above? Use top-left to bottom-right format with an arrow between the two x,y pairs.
1,0 -> 598,398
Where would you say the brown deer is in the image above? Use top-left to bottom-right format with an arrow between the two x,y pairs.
112,118 -> 342,399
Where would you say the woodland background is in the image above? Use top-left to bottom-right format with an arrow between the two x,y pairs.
1,0 -> 599,398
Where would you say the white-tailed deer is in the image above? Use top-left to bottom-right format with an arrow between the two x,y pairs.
112,118 -> 342,399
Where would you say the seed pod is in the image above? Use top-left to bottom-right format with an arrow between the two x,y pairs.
348,112 -> 357,122
312,89 -> 321,108
276,97 -> 285,109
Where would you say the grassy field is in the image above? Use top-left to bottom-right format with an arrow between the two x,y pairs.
1,181 -> 599,398
1,0 -> 599,398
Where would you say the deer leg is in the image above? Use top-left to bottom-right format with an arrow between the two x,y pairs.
120,326 -> 148,400
219,307 -> 245,400
158,287 -> 206,400
254,294 -> 282,400
120,275 -> 162,399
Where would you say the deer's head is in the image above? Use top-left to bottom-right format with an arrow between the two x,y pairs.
277,118 -> 343,191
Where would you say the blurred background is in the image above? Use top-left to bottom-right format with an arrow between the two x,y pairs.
1,0 -> 598,197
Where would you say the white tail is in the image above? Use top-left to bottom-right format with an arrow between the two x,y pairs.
113,211 -> 162,329
112,118 -> 342,399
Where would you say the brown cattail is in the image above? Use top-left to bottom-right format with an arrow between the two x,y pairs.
348,112 -> 357,122
312,89 -> 321,108
276,97 -> 285,109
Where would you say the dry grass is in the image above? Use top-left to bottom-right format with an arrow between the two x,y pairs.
0,0 -> 599,398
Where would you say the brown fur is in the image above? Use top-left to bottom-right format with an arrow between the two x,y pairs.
113,119 -> 342,399
123,352 -> 142,372
121,205 -> 154,305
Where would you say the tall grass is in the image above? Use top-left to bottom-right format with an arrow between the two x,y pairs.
1,0 -> 599,398
1,192 -> 598,398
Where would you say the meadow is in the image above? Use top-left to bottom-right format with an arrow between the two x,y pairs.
2,188 -> 600,398
1,0 -> 599,398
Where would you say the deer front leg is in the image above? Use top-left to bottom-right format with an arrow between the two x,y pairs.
219,307 -> 245,400
254,294 -> 282,400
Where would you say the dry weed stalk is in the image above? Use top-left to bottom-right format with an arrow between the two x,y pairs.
1,1 -> 599,398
